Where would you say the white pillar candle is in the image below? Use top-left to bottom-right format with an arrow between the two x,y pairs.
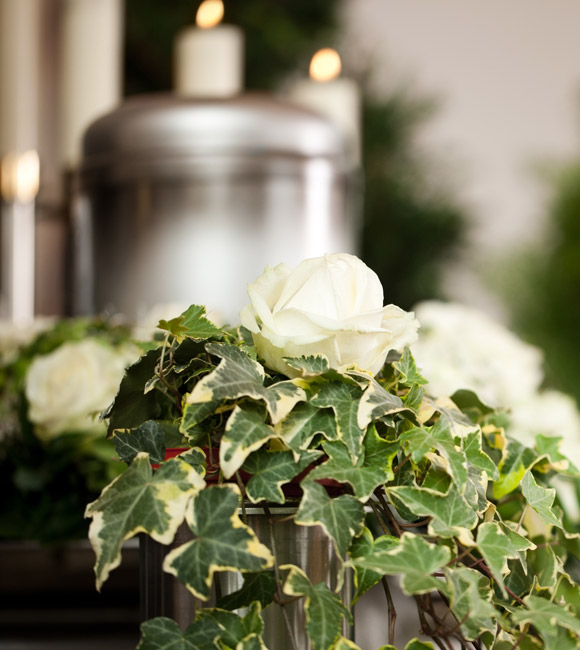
59,0 -> 123,168
0,0 -> 41,323
286,48 -> 361,166
174,0 -> 244,98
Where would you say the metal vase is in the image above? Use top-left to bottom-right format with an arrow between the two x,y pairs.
140,506 -> 353,649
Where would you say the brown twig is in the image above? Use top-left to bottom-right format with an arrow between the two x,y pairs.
380,576 -> 397,645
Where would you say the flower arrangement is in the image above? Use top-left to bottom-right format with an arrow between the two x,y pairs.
0,318 -> 138,543
88,254 -> 580,650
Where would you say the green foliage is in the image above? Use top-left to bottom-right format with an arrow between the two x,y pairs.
87,310 -> 580,649
0,317 -> 134,544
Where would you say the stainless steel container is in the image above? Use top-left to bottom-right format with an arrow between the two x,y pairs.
72,93 -> 359,323
141,507 -> 353,649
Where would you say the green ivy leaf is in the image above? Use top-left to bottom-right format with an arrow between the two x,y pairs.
389,485 -> 478,543
493,439 -> 538,499
220,405 -> 276,479
197,602 -> 264,649
282,565 -> 352,650
534,435 -> 580,476
242,449 -> 322,504
180,400 -> 222,440
86,453 -> 204,590
308,429 -> 396,502
445,566 -> 496,640
163,485 -> 274,600
113,420 -> 168,465
158,305 -> 222,341
107,348 -> 163,434
511,595 -> 580,650
348,528 -> 398,604
357,376 -> 406,429
295,481 -> 365,558
332,638 -> 363,650
187,343 -> 305,424
216,571 -> 277,611
462,430 -> 499,481
476,522 -> 520,598
311,382 -> 365,463
399,419 -> 467,489
393,349 -> 428,386
348,532 -> 450,596
137,616 -> 221,650
275,402 -> 338,453
284,355 -> 330,376
529,543 -> 561,589
521,471 -> 565,530
236,634 -> 267,650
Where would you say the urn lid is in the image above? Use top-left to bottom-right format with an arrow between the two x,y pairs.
80,92 -> 345,178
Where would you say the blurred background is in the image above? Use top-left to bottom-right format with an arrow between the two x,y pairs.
2,0 -> 580,648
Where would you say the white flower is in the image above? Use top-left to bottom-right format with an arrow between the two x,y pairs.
25,339 -> 134,441
411,301 -> 543,407
0,318 -> 54,363
240,253 -> 419,377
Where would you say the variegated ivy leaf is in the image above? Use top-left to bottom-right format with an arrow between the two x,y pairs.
281,564 -> 352,650
137,616 -> 221,650
529,543 -> 562,589
157,304 -> 223,341
220,405 -> 276,479
399,419 -> 468,490
113,420 -> 167,465
476,522 -> 520,598
347,532 -> 451,596
163,485 -> 274,600
197,602 -> 264,649
332,638 -> 362,650
445,566 -> 496,640
374,643 -> 434,650
511,595 -> 580,650
534,435 -> 580,476
275,401 -> 338,455
180,399 -> 222,441
187,343 -> 305,424
311,381 -> 365,463
357,376 -> 406,429
462,430 -> 499,480
284,354 -> 330,376
295,481 -> 365,558
521,470 -> 565,530
242,449 -> 323,504
434,396 -> 480,439
393,348 -> 428,387
217,571 -> 277,611
236,634 -> 267,650
175,448 -> 207,476
389,484 -> 478,544
500,520 -> 536,574
348,527 -> 398,604
493,438 -> 539,499
308,429 -> 398,502
86,453 -> 204,590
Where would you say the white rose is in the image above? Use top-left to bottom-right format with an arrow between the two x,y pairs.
25,339 -> 132,441
240,253 -> 419,377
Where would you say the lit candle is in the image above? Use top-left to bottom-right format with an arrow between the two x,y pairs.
286,48 -> 361,165
59,0 -> 123,168
175,0 -> 244,97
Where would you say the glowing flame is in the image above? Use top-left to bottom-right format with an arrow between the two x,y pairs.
0,151 -> 40,203
196,0 -> 224,29
309,48 -> 341,82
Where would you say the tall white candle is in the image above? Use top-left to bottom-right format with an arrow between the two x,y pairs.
0,0 -> 41,323
286,48 -> 361,166
59,0 -> 123,168
175,0 -> 244,98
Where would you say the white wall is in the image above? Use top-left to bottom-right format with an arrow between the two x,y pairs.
342,0 -> 580,306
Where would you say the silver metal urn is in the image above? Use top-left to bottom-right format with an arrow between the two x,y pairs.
71,92 -> 359,324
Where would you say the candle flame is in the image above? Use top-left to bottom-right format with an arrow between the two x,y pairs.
196,0 -> 224,29
309,48 -> 341,82
0,151 -> 40,203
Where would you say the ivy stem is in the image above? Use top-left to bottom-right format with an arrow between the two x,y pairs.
509,624 -> 529,650
380,576 -> 397,645
369,499 -> 391,537
235,473 -> 248,524
262,504 -> 299,650
375,489 -> 403,537
515,505 -> 529,534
